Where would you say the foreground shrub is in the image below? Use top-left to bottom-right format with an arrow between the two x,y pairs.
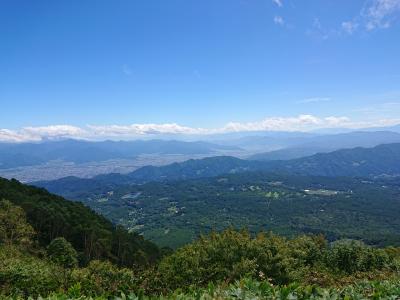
326,240 -> 391,274
5,278 -> 400,299
71,260 -> 137,296
154,229 -> 397,292
0,245 -> 61,297
157,229 -> 293,290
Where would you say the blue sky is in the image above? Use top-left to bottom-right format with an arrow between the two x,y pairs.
1,0 -> 400,141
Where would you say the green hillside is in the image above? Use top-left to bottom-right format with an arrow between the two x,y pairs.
0,177 -> 161,266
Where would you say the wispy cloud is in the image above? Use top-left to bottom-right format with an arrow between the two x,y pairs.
363,0 -> 400,30
273,16 -> 285,26
341,21 -> 358,34
272,0 -> 283,7
2,115 -> 400,142
307,1 -> 400,39
342,0 -> 400,34
298,97 -> 331,104
306,18 -> 337,40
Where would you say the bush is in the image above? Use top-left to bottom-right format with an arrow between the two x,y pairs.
0,245 -> 61,297
71,260 -> 137,296
326,240 -> 391,274
157,229 -> 293,290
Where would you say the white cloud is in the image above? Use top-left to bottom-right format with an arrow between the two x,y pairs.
22,125 -> 86,138
272,0 -> 283,7
341,21 -> 358,34
273,16 -> 285,26
1,116 -> 400,142
362,0 -> 400,30
0,125 -> 87,143
0,129 -> 35,143
88,123 -> 207,136
341,0 -> 400,34
298,97 -> 331,104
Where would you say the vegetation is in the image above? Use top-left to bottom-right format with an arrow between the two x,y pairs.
38,171 -> 400,249
0,194 -> 399,298
1,177 -> 400,298
0,178 -> 161,266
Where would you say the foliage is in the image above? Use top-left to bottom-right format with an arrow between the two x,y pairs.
39,171 -> 400,249
327,240 -> 391,274
47,237 -> 78,269
0,199 -> 35,246
151,229 -> 397,292
0,228 -> 399,298
0,178 -> 161,267
70,260 -> 137,297
0,245 -> 62,297
2,278 -> 400,299
1,179 -> 399,299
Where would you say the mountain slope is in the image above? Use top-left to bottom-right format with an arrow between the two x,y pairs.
0,177 -> 161,266
248,131 -> 400,161
267,143 -> 400,177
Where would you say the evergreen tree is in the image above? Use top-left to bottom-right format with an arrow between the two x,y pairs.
47,237 -> 78,269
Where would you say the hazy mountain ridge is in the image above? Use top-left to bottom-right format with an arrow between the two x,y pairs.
267,143 -> 400,177
0,139 -> 240,169
248,131 -> 400,161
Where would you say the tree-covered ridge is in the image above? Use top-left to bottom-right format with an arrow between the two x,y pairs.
266,142 -> 400,177
38,171 -> 400,249
128,142 -> 400,179
36,143 -> 400,194
0,177 -> 161,266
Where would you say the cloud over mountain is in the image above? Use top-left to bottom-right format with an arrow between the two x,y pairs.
1,115 -> 400,142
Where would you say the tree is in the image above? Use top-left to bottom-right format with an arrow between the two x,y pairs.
47,237 -> 78,269
47,237 -> 78,289
0,199 -> 35,246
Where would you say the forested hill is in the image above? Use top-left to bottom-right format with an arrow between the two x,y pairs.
132,142 -> 400,179
0,177 -> 161,266
36,143 -> 400,194
267,143 -> 400,177
34,156 -> 267,193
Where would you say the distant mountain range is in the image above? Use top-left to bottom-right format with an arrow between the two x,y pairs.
248,131 -> 400,161
35,143 -> 400,196
3,130 -> 400,171
265,143 -> 400,177
0,139 -> 240,169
